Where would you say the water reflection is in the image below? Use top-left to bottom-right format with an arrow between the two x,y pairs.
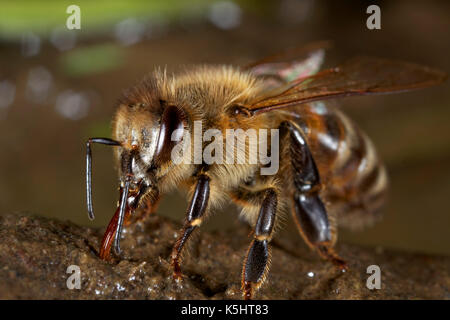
114,18 -> 146,46
208,1 -> 242,30
21,32 -> 41,57
50,27 -> 77,52
25,66 -> 53,105
55,90 -> 91,120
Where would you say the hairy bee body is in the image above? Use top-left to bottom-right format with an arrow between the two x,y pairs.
112,66 -> 386,232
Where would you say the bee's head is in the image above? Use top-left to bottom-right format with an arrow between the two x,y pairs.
113,100 -> 187,183
86,100 -> 187,254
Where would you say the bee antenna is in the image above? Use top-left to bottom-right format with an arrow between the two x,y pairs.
86,138 -> 121,220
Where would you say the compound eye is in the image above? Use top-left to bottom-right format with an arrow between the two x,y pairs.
154,105 -> 186,164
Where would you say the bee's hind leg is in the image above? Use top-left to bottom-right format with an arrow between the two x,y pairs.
281,121 -> 347,271
292,192 -> 347,270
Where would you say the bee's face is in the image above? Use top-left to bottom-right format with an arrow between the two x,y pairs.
112,104 -> 160,190
112,102 -> 187,192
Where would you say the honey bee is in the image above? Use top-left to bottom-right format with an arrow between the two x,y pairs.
86,43 -> 446,299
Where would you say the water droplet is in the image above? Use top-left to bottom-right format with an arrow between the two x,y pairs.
55,90 -> 90,120
21,32 -> 41,57
114,18 -> 146,46
50,27 -> 77,51
26,66 -> 53,104
115,283 -> 126,292
208,1 -> 242,30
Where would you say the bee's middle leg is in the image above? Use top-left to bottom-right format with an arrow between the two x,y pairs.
235,187 -> 278,300
171,173 -> 210,280
281,121 -> 347,270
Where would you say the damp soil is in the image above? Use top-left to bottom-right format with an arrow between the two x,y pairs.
0,212 -> 449,300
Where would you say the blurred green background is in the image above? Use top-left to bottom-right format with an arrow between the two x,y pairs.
0,0 -> 449,255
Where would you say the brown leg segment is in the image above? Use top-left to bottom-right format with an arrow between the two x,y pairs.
171,173 -> 210,280
241,188 -> 277,300
281,121 -> 347,270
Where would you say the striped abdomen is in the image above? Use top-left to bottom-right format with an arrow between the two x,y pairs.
287,102 -> 388,229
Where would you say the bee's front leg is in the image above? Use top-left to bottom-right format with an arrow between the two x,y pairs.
171,173 -> 210,281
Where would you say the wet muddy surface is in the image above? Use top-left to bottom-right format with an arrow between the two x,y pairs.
0,212 -> 448,299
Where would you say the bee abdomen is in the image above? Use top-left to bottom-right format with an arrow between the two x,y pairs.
294,103 -> 388,229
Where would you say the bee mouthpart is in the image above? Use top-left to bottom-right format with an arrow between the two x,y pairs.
126,179 -> 144,206
114,178 -> 131,255
113,178 -> 149,256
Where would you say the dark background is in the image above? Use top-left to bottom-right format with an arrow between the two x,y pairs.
0,0 -> 448,255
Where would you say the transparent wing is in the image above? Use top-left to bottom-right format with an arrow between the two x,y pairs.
247,56 -> 447,115
243,41 -> 331,89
